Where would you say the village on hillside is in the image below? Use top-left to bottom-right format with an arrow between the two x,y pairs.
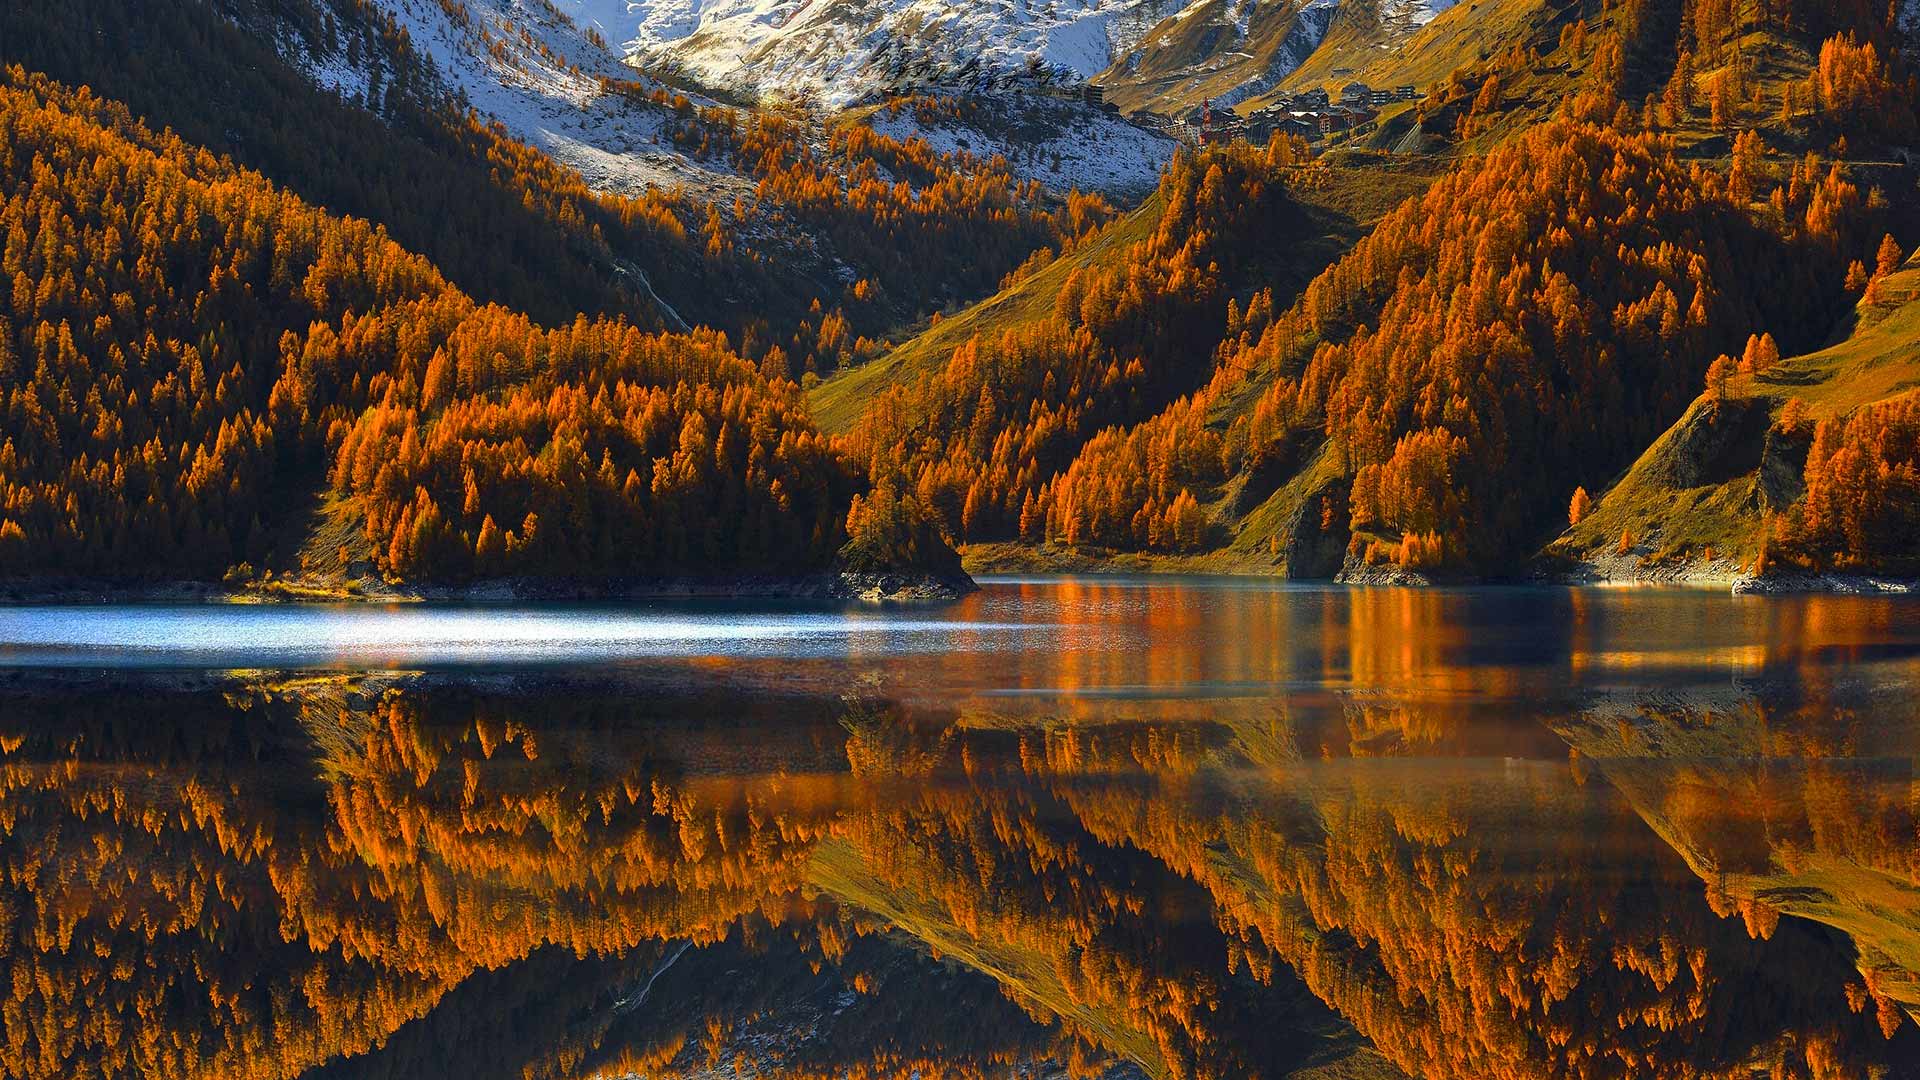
1123,80 -> 1422,146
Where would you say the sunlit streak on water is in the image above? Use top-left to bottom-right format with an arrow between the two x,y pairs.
0,604 -> 1062,667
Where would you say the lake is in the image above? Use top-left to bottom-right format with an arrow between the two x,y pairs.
2,577 -> 1917,1080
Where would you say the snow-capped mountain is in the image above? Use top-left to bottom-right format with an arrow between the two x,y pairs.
269,0 -> 1175,206
555,0 -> 1188,106
1386,0 -> 1460,26
538,0 -> 1466,110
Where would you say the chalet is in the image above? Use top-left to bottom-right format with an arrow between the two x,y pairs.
1318,106 -> 1377,136
1278,114 -> 1320,139
1396,85 -> 1418,100
1294,87 -> 1330,109
1032,82 -> 1119,113
1341,81 -> 1372,107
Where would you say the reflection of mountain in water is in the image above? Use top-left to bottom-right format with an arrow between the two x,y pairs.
1,661 -> 1916,1080
1558,677 -> 1920,1029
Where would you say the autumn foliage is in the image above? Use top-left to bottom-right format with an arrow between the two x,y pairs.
846,139 -> 1313,552
2,0 -> 1107,386
0,68 -> 882,582
1004,109 -> 1863,568
1776,389 -> 1920,572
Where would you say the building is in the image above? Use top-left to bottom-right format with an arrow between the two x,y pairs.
1341,82 -> 1372,107
1319,105 -> 1378,136
1279,114 -> 1320,139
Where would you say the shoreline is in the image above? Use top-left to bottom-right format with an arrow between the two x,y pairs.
4,562 -> 1915,603
0,570 -> 979,606
1548,551 -> 1920,595
969,543 -> 1920,596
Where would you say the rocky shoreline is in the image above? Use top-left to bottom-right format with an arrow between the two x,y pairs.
0,569 -> 979,606
1547,551 -> 1919,595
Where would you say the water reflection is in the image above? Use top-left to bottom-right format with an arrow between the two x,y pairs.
1,582 -> 1918,1080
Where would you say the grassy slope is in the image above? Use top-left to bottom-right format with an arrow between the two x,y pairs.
1551,256 -> 1920,577
808,188 -> 1167,434
1272,0 -> 1554,102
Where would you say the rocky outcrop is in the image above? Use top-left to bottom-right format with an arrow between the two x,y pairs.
1282,474 -> 1352,580
1647,396 -> 1771,490
1758,423 -> 1813,511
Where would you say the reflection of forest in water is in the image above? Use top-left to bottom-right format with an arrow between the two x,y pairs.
4,588 -> 1919,1080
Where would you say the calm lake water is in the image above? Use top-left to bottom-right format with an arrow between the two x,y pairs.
2,577 -> 1917,1080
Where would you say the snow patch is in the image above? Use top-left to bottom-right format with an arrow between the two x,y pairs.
359,0 -> 751,198
867,97 -> 1176,198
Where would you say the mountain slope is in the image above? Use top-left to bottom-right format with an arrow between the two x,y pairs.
1094,0 -> 1343,115
1098,0 -> 1461,116
1550,249 -> 1920,585
808,143 -> 1437,555
581,0 -> 1186,106
356,0 -> 753,198
813,143 -> 1440,427
0,0 -> 689,329
852,93 -> 1178,199
808,148 -> 1433,442
1267,0 -> 1505,99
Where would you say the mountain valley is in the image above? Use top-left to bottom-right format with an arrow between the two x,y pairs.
1,0 -> 1917,595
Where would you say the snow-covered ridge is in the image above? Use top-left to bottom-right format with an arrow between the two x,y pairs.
558,0 -> 1189,107
292,0 -> 756,199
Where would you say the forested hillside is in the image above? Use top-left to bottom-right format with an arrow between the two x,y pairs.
0,1 -> 1110,375
0,0 -> 1140,590
831,136 -> 1347,545
0,67 -> 905,587
815,0 -> 1920,581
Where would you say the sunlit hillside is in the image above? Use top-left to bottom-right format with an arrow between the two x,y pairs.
1551,249 -> 1920,582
